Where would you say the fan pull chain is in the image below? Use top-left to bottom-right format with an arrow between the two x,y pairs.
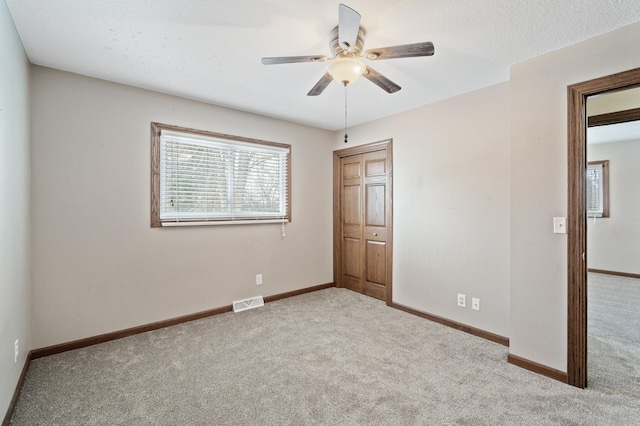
281,215 -> 286,238
344,82 -> 349,143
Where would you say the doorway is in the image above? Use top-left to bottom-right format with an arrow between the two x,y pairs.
333,139 -> 393,304
567,67 -> 640,388
586,90 -> 640,394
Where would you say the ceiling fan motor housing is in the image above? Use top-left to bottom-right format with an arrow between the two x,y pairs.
330,25 -> 366,56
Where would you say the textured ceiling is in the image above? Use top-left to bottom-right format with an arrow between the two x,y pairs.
6,1 -> 640,130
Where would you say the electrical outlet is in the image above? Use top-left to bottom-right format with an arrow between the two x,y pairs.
14,339 -> 19,363
472,298 -> 480,311
457,294 -> 466,308
256,274 -> 263,285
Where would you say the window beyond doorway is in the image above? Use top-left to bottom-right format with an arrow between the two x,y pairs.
586,160 -> 609,218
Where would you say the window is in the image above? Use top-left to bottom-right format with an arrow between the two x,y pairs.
151,123 -> 291,227
586,160 -> 609,218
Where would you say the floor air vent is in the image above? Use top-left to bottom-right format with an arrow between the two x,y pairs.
232,296 -> 264,313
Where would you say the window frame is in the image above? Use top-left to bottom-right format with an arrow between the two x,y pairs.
151,122 -> 291,227
586,160 -> 609,218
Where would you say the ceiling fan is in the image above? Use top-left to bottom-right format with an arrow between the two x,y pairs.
261,4 -> 435,96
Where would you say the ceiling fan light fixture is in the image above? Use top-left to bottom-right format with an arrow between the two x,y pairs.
327,56 -> 365,85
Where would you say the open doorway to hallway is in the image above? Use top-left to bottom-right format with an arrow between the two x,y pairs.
586,89 -> 640,396
567,67 -> 640,388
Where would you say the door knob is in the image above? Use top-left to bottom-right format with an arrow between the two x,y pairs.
373,232 -> 378,236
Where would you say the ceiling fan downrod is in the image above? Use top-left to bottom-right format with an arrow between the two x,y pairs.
344,81 -> 349,143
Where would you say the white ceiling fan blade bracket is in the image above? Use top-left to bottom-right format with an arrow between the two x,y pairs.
338,4 -> 361,53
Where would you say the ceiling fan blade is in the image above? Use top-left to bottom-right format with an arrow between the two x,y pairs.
261,55 -> 327,65
363,66 -> 401,93
364,42 -> 435,60
338,4 -> 361,52
307,72 -> 334,96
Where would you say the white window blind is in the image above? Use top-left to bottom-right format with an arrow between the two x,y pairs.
587,162 -> 603,218
154,127 -> 290,226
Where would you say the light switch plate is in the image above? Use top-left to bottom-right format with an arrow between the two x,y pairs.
553,217 -> 567,234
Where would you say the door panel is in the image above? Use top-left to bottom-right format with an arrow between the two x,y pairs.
344,237 -> 362,280
343,185 -> 361,225
364,281 -> 386,300
343,276 -> 362,293
366,184 -> 386,227
365,158 -> 386,176
343,161 -> 361,179
366,240 -> 386,285
342,156 -> 362,183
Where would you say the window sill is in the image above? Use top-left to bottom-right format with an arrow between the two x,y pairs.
158,219 -> 290,227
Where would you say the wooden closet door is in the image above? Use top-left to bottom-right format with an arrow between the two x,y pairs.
338,148 -> 390,301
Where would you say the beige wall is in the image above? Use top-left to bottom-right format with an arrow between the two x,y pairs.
588,139 -> 640,275
510,22 -> 640,371
30,67 -> 334,349
0,1 -> 31,418
332,83 -> 511,338
588,87 -> 640,116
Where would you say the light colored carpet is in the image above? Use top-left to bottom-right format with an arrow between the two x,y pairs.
10,287 -> 640,425
588,272 -> 640,398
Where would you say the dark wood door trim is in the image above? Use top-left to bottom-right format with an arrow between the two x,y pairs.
588,107 -> 640,127
567,67 -> 640,389
333,139 -> 393,305
588,269 -> 640,280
